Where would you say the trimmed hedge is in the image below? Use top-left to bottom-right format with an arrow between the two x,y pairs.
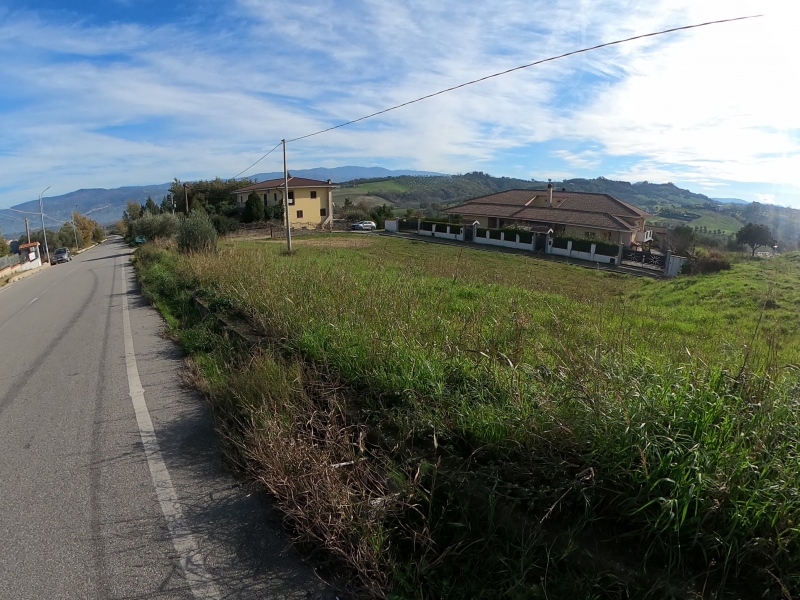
489,229 -> 502,240
595,241 -> 619,256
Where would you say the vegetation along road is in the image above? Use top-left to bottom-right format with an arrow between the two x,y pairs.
133,231 -> 800,599
0,239 -> 334,599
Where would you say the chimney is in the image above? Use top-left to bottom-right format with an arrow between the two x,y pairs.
327,179 -> 332,184
547,179 -> 553,208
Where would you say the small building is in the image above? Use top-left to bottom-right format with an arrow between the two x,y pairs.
232,177 -> 337,229
444,185 -> 652,247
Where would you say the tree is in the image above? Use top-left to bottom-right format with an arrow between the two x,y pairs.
72,212 -> 101,247
144,196 -> 160,215
667,225 -> 695,256
0,237 -> 10,257
123,199 -> 143,224
343,197 -> 353,209
160,195 -> 174,214
244,191 -> 265,223
736,223 -> 774,256
92,226 -> 104,243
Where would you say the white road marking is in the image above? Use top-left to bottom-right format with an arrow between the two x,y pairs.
27,298 -> 38,306
119,261 -> 222,600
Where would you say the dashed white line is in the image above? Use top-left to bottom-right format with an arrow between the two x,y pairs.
119,260 -> 221,600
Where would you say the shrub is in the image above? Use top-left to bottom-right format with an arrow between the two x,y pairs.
132,213 -> 180,241
342,209 -> 370,223
177,212 -> 217,253
244,192 -> 265,223
92,226 -> 104,243
211,214 -> 240,235
594,241 -> 619,256
694,250 -> 731,274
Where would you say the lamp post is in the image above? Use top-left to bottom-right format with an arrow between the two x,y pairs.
39,186 -> 50,263
72,204 -> 79,249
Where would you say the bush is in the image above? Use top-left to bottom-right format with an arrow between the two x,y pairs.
132,213 -> 180,241
211,214 -> 240,235
594,240 -> 619,256
92,226 -> 104,243
244,192 -> 265,223
177,212 -> 217,253
342,209 -> 370,223
694,250 -> 731,274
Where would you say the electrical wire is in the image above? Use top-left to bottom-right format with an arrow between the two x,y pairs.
233,15 -> 760,177
231,141 -> 283,180
284,15 -> 760,145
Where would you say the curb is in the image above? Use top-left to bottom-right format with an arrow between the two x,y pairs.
6,262 -> 51,285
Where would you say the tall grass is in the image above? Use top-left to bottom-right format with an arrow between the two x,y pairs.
135,237 -> 800,598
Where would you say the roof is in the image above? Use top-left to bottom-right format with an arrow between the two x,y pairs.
444,188 -> 649,231
18,242 -> 40,249
233,177 -> 338,193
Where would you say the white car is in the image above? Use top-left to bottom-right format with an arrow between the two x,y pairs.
351,220 -> 377,231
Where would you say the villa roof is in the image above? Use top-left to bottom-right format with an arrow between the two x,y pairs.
444,188 -> 649,231
233,177 -> 338,193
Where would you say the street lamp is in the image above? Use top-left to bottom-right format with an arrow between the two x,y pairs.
72,204 -> 79,249
39,186 -> 50,263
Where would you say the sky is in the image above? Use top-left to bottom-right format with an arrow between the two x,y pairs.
0,0 -> 798,210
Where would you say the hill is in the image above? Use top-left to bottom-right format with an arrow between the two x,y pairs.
252,166 -> 444,182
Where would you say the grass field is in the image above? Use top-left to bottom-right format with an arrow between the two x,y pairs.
135,235 -> 800,599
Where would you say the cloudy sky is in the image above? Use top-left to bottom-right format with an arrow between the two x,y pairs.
0,0 -> 798,210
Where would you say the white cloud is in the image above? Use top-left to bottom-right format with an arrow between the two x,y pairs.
0,0 -> 798,208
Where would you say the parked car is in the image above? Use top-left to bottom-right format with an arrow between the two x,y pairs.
52,247 -> 72,264
351,220 -> 377,231
134,235 -> 147,244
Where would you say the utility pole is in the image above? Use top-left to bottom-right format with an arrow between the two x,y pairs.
25,218 -> 30,243
72,205 -> 79,248
39,186 -> 50,263
183,183 -> 190,214
282,139 -> 292,253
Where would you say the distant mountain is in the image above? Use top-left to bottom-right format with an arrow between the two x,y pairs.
251,166 -> 445,182
1,184 -> 171,237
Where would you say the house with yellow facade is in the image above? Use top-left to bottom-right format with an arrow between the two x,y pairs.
232,177 -> 337,229
444,183 -> 652,247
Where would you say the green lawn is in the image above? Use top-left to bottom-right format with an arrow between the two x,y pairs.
135,235 -> 800,599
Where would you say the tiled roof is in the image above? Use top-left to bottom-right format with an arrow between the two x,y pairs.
444,188 -> 648,231
233,177 -> 337,193
449,189 -> 647,216
515,207 -> 634,230
18,241 -> 40,249
554,192 -> 648,218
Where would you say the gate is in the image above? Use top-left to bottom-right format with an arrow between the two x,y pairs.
464,226 -> 473,241
622,249 -> 666,269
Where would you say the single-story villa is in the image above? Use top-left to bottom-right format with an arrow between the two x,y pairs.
444,184 -> 652,247
232,177 -> 338,229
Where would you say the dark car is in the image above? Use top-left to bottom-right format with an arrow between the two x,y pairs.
52,247 -> 72,264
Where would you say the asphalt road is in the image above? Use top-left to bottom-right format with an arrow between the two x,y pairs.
0,239 -> 334,599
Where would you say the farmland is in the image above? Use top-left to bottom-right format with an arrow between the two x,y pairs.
135,234 -> 800,599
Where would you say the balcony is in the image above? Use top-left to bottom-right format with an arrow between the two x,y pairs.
635,230 -> 653,243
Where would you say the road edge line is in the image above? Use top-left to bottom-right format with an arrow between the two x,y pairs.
119,260 -> 222,600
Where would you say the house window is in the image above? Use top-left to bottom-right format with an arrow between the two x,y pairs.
274,193 -> 278,202
489,217 -> 499,228
585,232 -> 596,239
288,191 -> 295,204
296,210 -> 304,219
320,208 -> 327,217
311,190 -> 317,199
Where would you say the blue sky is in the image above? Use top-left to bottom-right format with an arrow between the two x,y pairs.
1,0 -> 798,210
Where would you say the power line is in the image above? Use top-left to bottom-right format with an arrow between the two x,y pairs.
231,141 -> 283,180
284,15 -> 760,145
233,15 -> 760,178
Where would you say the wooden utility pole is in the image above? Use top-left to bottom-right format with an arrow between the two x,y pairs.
282,139 -> 292,253
25,218 -> 30,243
183,183 -> 190,214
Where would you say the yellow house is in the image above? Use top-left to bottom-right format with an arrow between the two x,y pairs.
233,177 -> 337,229
444,184 -> 652,247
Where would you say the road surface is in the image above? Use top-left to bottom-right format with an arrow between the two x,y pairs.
0,239 -> 334,599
